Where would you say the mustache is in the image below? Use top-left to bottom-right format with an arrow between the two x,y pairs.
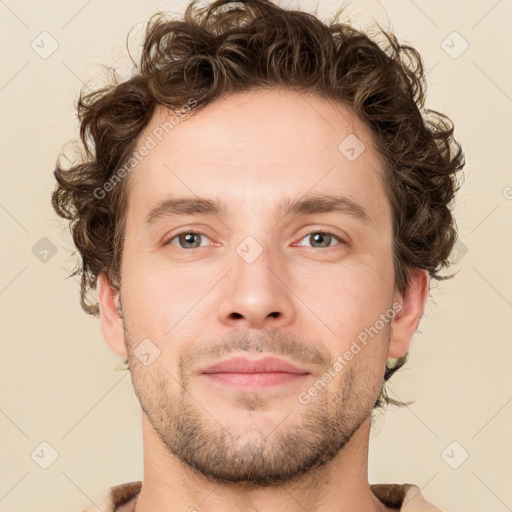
178,326 -> 332,375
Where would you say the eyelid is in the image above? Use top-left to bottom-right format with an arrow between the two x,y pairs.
162,223 -> 217,243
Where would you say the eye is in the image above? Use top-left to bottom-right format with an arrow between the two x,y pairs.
297,231 -> 344,249
164,230 -> 344,250
165,231 -> 212,249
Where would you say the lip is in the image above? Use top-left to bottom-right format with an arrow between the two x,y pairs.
200,356 -> 310,389
201,356 -> 309,375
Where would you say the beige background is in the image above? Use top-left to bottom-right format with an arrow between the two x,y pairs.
1,0 -> 511,511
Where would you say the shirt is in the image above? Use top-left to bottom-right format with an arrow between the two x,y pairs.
79,480 -> 444,511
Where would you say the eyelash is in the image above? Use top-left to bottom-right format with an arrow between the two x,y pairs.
163,230 -> 345,250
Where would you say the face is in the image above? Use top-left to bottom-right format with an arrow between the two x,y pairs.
104,88 -> 415,486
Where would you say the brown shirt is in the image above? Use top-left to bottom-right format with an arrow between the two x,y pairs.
78,480 -> 444,511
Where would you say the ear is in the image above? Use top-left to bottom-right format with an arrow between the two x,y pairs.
388,269 -> 429,358
97,272 -> 127,358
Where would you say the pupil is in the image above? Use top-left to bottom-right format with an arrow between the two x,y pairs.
182,233 -> 199,248
313,233 -> 329,247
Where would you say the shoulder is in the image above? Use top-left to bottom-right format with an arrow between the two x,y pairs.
371,482 -> 445,511
77,481 -> 142,512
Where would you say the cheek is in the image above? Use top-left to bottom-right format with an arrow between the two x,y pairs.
121,233 -> 395,347
292,262 -> 393,337
122,259 -> 213,344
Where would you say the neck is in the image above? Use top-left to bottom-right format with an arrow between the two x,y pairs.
133,414 -> 391,512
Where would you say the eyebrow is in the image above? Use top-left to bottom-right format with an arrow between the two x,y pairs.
143,193 -> 372,227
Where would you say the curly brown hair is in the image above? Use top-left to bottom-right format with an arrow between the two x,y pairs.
51,0 -> 465,410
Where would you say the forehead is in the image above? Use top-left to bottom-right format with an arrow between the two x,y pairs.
125,88 -> 390,227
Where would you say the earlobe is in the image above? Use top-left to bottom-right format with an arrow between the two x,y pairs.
388,269 -> 429,359
97,272 -> 127,358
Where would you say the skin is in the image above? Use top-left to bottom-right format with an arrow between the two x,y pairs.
97,87 -> 429,512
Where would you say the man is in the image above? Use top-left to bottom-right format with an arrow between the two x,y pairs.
52,0 -> 464,510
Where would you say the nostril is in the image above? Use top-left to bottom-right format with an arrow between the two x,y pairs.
269,312 -> 279,318
231,312 -> 243,319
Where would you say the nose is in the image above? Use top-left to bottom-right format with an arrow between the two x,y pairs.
217,241 -> 296,330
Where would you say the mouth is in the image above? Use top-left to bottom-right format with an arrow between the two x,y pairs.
200,356 -> 310,388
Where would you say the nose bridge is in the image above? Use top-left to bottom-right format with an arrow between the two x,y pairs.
234,234 -> 278,288
216,232 -> 296,329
